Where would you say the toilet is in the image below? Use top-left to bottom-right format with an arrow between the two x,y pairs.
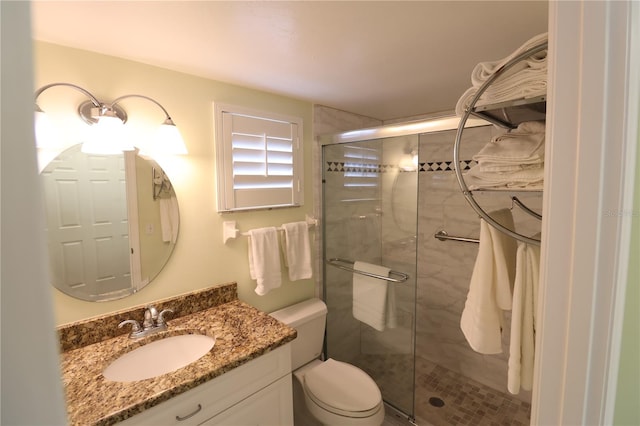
270,298 -> 385,426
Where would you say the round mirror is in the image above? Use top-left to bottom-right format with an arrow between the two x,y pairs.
40,144 -> 179,302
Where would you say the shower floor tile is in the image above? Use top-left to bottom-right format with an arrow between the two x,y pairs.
355,354 -> 530,426
414,363 -> 531,426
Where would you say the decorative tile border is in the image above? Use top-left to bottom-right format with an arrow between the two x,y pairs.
326,160 -> 476,173
421,160 -> 476,172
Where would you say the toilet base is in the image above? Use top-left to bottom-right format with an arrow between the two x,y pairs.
292,360 -> 385,426
293,371 -> 323,426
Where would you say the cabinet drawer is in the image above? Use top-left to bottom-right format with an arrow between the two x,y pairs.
119,344 -> 291,425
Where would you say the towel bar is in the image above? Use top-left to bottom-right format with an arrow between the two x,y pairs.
434,230 -> 480,244
223,215 -> 318,244
325,258 -> 409,283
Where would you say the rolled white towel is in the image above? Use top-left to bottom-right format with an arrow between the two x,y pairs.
455,78 -> 547,116
478,71 -> 547,106
455,32 -> 548,116
470,32 -> 548,86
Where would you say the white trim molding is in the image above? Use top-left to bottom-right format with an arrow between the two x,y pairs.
534,1 -> 639,425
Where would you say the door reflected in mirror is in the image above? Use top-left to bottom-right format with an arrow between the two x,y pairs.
40,144 -> 179,302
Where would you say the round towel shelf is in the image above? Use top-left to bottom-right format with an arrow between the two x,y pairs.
453,41 -> 548,247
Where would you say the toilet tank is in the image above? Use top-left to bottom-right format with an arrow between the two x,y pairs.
270,298 -> 328,370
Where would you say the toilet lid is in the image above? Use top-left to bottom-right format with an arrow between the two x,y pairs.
303,358 -> 382,418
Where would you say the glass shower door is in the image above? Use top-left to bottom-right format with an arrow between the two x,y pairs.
322,136 -> 418,418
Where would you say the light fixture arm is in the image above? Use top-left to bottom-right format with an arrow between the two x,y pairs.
35,82 -> 127,125
35,82 -> 101,109
109,93 -> 187,155
111,94 -> 174,123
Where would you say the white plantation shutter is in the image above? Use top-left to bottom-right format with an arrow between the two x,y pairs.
216,104 -> 303,211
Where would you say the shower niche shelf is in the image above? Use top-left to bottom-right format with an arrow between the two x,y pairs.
454,40 -> 547,246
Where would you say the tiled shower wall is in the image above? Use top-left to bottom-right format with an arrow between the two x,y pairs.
416,126 -> 542,405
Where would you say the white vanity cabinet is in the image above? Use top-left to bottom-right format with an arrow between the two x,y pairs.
118,344 -> 293,426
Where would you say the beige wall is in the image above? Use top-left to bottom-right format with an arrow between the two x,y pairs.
34,41 -> 316,325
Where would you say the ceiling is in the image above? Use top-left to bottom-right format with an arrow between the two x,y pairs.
31,1 -> 548,121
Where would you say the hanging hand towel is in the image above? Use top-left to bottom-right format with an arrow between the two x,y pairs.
508,238 -> 541,394
281,222 -> 313,281
352,261 -> 393,332
159,195 -> 180,244
247,227 -> 282,296
460,209 -> 517,354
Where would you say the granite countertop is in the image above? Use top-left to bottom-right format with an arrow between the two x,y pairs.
58,284 -> 296,426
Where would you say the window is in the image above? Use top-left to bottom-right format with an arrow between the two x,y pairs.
214,103 -> 303,212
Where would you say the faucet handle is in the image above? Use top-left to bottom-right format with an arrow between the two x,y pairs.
118,319 -> 142,333
157,309 -> 174,327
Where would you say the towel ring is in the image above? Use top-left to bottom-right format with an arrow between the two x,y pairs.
453,41 -> 547,247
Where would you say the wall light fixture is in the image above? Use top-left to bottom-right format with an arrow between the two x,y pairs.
34,82 -> 188,155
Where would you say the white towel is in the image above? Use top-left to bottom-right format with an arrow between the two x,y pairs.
159,195 -> 179,243
352,261 -> 394,332
471,32 -> 548,86
508,240 -> 541,394
473,122 -> 546,166
463,121 -> 546,190
464,164 -> 544,191
247,227 -> 282,295
455,78 -> 547,116
460,209 -> 517,354
455,32 -> 548,116
281,221 -> 312,281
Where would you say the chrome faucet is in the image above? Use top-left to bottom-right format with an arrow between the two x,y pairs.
119,305 -> 174,339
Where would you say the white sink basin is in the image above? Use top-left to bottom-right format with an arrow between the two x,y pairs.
103,334 -> 215,382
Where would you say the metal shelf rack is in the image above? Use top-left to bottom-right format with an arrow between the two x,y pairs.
453,41 -> 548,246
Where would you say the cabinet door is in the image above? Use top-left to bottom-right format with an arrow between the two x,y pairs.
118,344 -> 291,425
201,375 -> 293,426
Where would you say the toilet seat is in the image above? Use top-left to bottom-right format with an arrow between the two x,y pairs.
303,358 -> 382,418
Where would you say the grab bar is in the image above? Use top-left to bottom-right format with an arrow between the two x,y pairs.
434,230 -> 479,244
325,258 -> 409,283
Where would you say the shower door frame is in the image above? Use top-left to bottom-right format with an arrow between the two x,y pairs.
318,115 -> 489,420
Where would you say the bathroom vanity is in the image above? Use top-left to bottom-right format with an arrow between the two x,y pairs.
57,283 -> 296,425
